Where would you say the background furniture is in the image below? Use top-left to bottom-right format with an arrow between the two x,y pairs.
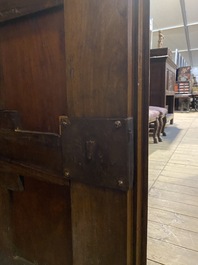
192,95 -> 198,110
192,87 -> 198,110
174,81 -> 191,111
150,48 -> 177,124
175,94 -> 191,112
149,109 -> 161,144
149,106 -> 168,137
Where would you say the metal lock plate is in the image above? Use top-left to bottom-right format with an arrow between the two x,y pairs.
60,117 -> 134,191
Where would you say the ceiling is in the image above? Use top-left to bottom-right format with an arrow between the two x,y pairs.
150,0 -> 198,71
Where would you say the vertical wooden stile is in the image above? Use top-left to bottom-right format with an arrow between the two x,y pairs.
64,0 -> 149,264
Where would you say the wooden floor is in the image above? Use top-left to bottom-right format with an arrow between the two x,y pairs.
147,111 -> 198,265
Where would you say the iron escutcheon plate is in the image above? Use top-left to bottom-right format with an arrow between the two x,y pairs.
60,117 -> 134,191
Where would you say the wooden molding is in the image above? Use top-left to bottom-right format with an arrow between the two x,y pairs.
0,0 -> 63,22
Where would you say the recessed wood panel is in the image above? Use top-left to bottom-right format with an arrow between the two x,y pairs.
12,177 -> 72,265
0,6 -> 67,133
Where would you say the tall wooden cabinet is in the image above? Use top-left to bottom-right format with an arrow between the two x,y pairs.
0,1 -> 150,264
150,48 -> 177,124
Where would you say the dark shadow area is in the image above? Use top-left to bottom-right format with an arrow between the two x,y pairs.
163,125 -> 182,143
149,125 -> 182,155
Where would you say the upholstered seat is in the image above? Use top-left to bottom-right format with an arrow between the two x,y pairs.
149,106 -> 168,115
149,109 -> 160,122
149,106 -> 168,136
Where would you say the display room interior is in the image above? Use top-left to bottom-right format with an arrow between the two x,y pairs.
0,0 -> 198,265
148,0 -> 198,264
151,0 -> 198,110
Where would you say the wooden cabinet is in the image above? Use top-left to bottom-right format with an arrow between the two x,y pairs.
0,1 -> 150,264
150,48 -> 177,124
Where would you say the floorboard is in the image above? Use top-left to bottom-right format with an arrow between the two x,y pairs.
148,112 -> 198,265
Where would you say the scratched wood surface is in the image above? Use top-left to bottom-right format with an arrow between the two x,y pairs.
147,260 -> 162,265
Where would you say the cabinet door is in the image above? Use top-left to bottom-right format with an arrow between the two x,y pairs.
0,0 -> 150,264
166,60 -> 177,93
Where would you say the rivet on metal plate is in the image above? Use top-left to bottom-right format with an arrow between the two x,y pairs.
64,169 -> 70,179
118,179 -> 124,186
114,120 -> 122,128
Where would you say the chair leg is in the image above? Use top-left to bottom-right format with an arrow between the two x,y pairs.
153,119 -> 159,144
162,115 -> 167,136
157,116 -> 163,142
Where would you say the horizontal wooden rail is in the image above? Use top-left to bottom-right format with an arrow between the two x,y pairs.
0,0 -> 63,22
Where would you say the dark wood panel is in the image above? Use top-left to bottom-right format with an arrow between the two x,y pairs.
0,6 -> 67,133
0,0 -> 63,22
12,177 -> 72,265
0,188 -> 12,255
64,0 -> 128,118
150,59 -> 166,106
